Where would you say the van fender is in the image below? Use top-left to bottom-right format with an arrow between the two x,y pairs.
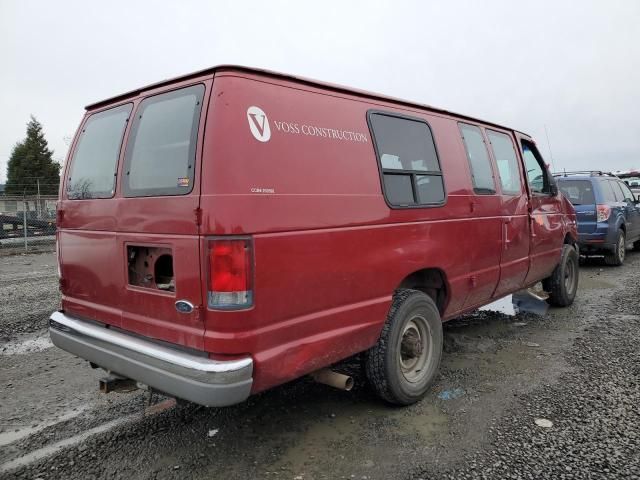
396,267 -> 450,316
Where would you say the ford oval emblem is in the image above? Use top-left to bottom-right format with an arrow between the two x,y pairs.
175,300 -> 194,314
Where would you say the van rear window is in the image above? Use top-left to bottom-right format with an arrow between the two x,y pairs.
558,180 -> 595,205
67,104 -> 132,199
368,112 -> 444,207
123,84 -> 205,197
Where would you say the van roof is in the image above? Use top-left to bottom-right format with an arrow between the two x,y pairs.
86,64 -> 530,137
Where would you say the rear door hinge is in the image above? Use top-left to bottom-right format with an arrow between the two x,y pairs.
194,207 -> 202,226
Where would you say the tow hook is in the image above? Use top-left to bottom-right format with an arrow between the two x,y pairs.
99,374 -> 138,394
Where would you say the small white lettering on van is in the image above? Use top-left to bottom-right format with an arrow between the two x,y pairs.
250,187 -> 275,194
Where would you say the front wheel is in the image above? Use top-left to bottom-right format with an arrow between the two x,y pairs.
543,244 -> 579,307
363,289 -> 443,405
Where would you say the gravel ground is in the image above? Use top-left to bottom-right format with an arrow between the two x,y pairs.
423,269 -> 640,479
0,251 -> 639,479
0,252 -> 59,341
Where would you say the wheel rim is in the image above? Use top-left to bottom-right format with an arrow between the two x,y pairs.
618,235 -> 625,262
399,315 -> 431,383
564,254 -> 577,294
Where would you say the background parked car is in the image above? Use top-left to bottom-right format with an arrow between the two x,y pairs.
614,170 -> 640,201
555,171 -> 640,265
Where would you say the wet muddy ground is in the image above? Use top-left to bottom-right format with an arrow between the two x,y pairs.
1,251 -> 638,479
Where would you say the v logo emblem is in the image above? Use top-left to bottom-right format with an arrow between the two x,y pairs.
248,113 -> 266,136
246,106 -> 271,142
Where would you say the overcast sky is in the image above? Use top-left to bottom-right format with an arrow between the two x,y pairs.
1,0 -> 639,184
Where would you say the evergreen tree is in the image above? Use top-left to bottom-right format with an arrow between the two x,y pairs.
5,116 -> 61,195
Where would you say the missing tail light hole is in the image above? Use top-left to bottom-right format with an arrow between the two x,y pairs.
127,245 -> 174,292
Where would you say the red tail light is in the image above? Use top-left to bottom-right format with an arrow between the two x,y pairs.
596,205 -> 611,222
207,238 -> 253,309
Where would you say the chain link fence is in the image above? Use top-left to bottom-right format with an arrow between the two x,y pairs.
0,195 -> 57,252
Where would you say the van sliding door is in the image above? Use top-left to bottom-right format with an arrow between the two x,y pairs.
486,129 -> 531,297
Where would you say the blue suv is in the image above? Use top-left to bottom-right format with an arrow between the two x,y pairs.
555,171 -> 640,266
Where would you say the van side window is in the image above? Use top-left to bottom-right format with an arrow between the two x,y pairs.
67,104 -> 132,199
521,140 -> 550,194
123,84 -> 205,197
487,130 -> 521,195
459,124 -> 495,194
369,112 -> 445,207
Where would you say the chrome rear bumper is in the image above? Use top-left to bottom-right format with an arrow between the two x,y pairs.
49,311 -> 253,407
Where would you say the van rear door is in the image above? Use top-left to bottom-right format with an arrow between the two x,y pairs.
116,81 -> 210,350
557,179 -> 597,234
59,78 -> 211,351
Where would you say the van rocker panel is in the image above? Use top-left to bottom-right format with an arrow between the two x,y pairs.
49,311 -> 253,407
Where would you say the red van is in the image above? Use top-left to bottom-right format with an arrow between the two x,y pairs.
50,66 -> 578,407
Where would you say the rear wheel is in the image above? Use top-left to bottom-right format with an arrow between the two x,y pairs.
543,244 -> 579,307
604,230 -> 626,266
363,289 -> 443,405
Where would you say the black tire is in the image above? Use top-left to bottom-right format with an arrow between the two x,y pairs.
543,244 -> 579,307
604,229 -> 626,266
363,289 -> 443,405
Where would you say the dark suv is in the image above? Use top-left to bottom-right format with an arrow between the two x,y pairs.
555,171 -> 640,265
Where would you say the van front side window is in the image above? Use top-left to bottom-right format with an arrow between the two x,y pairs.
123,84 -> 205,197
521,141 -> 550,194
369,112 -> 445,207
67,104 -> 132,199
